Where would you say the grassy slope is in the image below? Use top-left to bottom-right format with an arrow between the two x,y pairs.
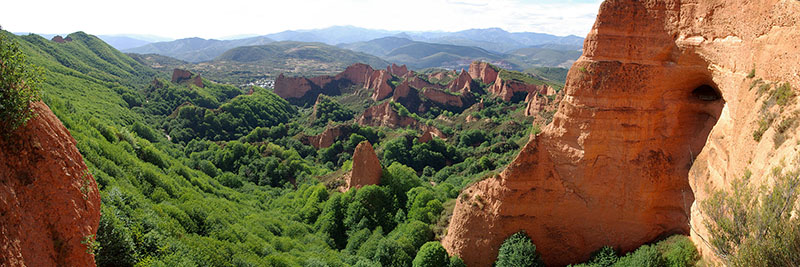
8,31 -> 343,266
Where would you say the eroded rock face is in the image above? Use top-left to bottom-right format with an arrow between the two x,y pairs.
335,63 -> 375,85
346,141 -> 382,190
387,63 -> 409,77
357,102 -> 418,129
0,102 -> 101,266
421,88 -> 465,108
368,70 -> 394,101
172,68 -> 193,83
468,61 -> 499,85
392,81 -> 422,112
443,0 -> 800,266
489,76 -> 552,102
301,124 -> 353,149
447,69 -> 474,93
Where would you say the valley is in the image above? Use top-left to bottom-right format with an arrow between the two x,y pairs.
2,0 -> 800,266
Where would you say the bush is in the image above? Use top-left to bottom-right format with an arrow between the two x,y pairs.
495,231 -> 544,267
701,168 -> 800,266
413,242 -> 449,267
0,33 -> 43,135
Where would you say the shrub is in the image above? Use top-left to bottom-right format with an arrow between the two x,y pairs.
701,168 -> 800,266
495,231 -> 544,267
413,242 -> 449,267
0,33 -> 43,135
613,244 -> 664,267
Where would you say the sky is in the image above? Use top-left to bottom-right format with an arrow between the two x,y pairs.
2,0 -> 603,40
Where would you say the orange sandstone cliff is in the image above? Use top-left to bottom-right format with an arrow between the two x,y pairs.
0,102 -> 101,266
443,0 -> 800,266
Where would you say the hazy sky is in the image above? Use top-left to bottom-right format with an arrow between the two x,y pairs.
3,0 -> 603,40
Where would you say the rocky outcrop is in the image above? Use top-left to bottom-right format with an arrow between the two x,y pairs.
334,63 -> 375,85
357,102 -> 418,129
392,81 -> 422,112
387,63 -> 409,77
405,76 -> 443,91
447,69 -> 474,93
346,141 -> 382,190
524,93 -> 547,117
368,70 -> 394,101
51,36 -> 72,43
275,63 -> 396,104
301,124 -> 353,149
489,76 -> 552,102
171,69 -> 204,88
0,102 -> 101,266
443,0 -> 800,266
421,88 -> 465,108
468,61 -> 499,85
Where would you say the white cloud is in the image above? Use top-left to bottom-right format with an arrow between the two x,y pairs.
2,0 -> 603,39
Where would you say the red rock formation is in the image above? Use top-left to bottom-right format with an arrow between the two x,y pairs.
346,141 -> 382,190
334,63 -> 374,85
405,75 -> 442,90
301,124 -> 353,149
391,81 -> 422,112
51,36 -> 72,43
274,74 -> 332,100
489,75 -> 552,102
357,102 -> 418,129
368,70 -> 394,101
418,131 -> 434,143
421,88 -> 464,108
172,68 -> 193,83
524,93 -> 547,117
0,102 -> 101,266
468,61 -> 499,85
447,69 -> 474,93
387,63 -> 409,77
444,0 -> 800,266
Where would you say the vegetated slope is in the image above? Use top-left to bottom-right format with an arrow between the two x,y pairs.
193,41 -> 390,83
266,25 -> 398,45
383,42 -> 503,69
6,31 -> 347,266
341,36 -> 580,70
124,36 -> 275,62
505,46 -> 582,68
97,35 -> 152,50
415,28 -> 584,53
337,36 -> 416,57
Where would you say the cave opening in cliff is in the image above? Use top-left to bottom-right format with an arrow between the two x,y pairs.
692,84 -> 722,101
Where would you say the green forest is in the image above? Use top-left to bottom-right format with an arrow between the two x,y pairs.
0,30 -> 707,267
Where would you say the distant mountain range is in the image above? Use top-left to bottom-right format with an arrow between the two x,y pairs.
116,26 -> 582,71
124,36 -> 275,62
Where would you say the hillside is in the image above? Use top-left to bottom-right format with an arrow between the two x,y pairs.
2,30 -> 573,266
124,36 -> 275,62
505,46 -> 582,68
419,27 -> 584,53
190,41 -> 390,84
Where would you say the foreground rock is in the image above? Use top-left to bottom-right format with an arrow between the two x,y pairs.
0,102 -> 101,266
443,0 -> 800,265
346,141 -> 382,190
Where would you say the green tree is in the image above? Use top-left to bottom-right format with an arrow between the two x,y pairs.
0,33 -> 43,135
345,185 -> 396,232
495,231 -> 544,267
413,242 -> 449,267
